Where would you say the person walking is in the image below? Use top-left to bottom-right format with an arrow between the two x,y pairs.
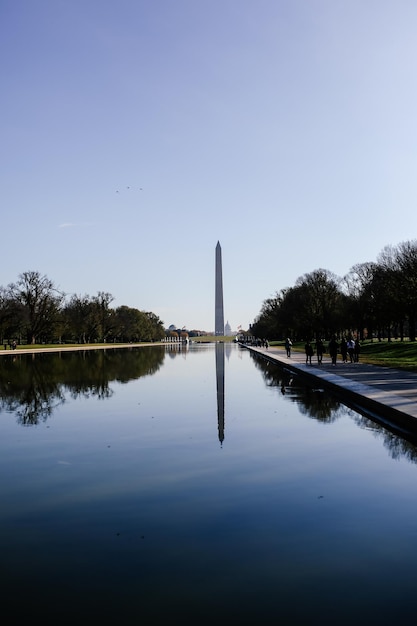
347,338 -> 355,363
315,338 -> 324,364
354,338 -> 361,362
305,340 -> 314,365
340,337 -> 348,363
285,337 -> 292,357
328,336 -> 339,366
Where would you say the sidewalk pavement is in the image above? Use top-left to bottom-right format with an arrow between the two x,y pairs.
242,344 -> 417,435
0,343 -> 155,355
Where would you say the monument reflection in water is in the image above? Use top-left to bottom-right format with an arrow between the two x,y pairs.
216,342 -> 225,446
1,344 -> 417,624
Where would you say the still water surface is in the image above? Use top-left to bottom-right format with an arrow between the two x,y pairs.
1,344 -> 417,624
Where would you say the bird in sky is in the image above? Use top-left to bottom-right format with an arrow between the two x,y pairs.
115,186 -> 143,193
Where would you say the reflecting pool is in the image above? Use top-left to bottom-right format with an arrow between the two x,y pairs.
1,343 -> 417,624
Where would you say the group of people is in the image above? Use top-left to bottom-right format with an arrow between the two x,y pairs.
339,337 -> 361,364
304,339 -> 325,364
3,340 -> 17,350
300,336 -> 361,366
255,338 -> 269,348
284,336 -> 361,365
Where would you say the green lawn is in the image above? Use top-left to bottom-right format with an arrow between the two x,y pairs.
358,340 -> 417,370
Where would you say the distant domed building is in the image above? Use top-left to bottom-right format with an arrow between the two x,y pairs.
224,320 -> 232,336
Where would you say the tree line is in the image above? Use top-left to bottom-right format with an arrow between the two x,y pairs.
251,239 -> 417,342
0,270 -> 165,344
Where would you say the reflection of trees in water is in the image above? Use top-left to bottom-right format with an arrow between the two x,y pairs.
351,413 -> 417,464
1,359 -> 66,425
251,353 -> 417,463
291,388 -> 346,423
0,347 -> 165,425
251,355 -> 344,423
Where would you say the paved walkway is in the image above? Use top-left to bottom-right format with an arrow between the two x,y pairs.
242,344 -> 417,436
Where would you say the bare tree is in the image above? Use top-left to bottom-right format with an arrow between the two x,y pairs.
8,271 -> 65,344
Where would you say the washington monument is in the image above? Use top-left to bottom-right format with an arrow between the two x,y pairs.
215,241 -> 224,335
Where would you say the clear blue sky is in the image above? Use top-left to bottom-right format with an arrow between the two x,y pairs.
2,1 -> 417,332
